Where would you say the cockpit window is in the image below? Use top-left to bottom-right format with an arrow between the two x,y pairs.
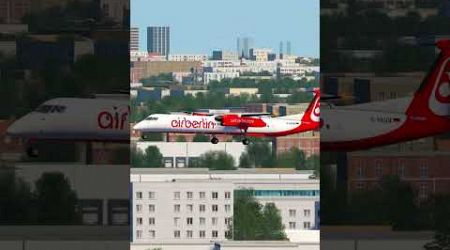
146,116 -> 158,121
35,105 -> 66,113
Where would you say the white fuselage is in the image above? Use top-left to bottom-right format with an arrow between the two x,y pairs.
7,98 -> 130,142
133,114 -> 302,136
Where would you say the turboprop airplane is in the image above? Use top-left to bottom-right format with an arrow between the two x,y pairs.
133,89 -> 320,145
321,40 -> 450,151
7,94 -> 129,156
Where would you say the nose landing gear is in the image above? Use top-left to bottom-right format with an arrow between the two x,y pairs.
211,136 -> 219,144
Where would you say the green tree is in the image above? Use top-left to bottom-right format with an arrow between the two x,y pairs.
276,148 -> 306,169
260,203 -> 287,240
231,189 -> 287,240
131,147 -> 146,168
193,134 -> 210,142
0,169 -> 33,224
141,132 -> 164,141
189,151 -> 236,170
34,172 -> 80,224
239,139 -> 275,168
175,135 -> 187,142
424,195 -> 450,250
143,146 -> 164,168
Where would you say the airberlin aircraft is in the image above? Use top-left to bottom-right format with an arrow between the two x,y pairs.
7,95 -> 130,156
321,40 -> 450,151
133,89 -> 320,145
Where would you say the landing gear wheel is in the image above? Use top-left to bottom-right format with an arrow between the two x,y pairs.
26,146 -> 39,158
211,137 -> 219,144
242,138 -> 250,145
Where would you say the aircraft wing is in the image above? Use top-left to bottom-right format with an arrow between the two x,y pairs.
240,112 -> 272,117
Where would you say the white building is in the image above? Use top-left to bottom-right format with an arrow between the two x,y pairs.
204,72 -> 240,84
130,168 -> 319,244
130,27 -> 139,51
135,142 -> 247,168
130,168 -> 319,246
169,54 -> 208,62
250,48 -> 272,61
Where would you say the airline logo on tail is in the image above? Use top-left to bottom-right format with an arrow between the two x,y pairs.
302,89 -> 320,124
429,60 -> 450,116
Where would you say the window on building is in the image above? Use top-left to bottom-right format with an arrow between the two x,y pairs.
199,192 -> 206,199
225,217 -> 232,226
164,158 -> 174,168
136,230 -> 142,239
149,230 -> 155,238
289,222 -> 296,229
187,191 -> 193,199
174,204 -> 181,213
174,230 -> 181,238
212,204 -> 218,212
356,161 -> 364,179
187,204 -> 193,212
199,204 -> 206,212
419,162 -> 429,178
199,230 -> 206,238
398,160 -> 406,178
225,204 -> 231,212
212,230 -> 219,238
176,157 -> 187,168
419,183 -> 429,199
304,209 -> 311,217
136,192 -> 142,199
187,217 -> 193,225
149,204 -> 155,212
149,217 -> 155,225
225,191 -> 231,199
225,230 -> 232,239
148,191 -> 155,199
289,209 -> 296,217
174,217 -> 180,226
375,160 -> 383,178
136,204 -> 142,212
136,217 -> 143,225
356,182 -> 365,190
304,222 -> 311,229
212,217 -> 218,225
186,230 -> 193,238
212,192 -> 218,199
199,217 -> 206,225
174,191 -> 180,200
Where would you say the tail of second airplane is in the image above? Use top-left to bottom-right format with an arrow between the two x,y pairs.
301,88 -> 320,126
406,40 -> 450,119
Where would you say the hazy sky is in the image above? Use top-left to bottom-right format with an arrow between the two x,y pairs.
131,0 -> 319,57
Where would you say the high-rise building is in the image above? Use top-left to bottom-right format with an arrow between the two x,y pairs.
130,27 -> 139,51
237,37 -> 254,59
287,41 -> 292,55
147,26 -> 170,58
279,41 -> 284,58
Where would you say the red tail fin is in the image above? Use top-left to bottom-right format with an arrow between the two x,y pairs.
407,40 -> 450,118
301,88 -> 320,124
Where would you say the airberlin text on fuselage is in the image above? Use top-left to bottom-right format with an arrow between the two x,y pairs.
171,117 -> 216,129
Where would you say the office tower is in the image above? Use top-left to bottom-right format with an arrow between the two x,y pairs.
147,26 -> 170,57
279,41 -> 284,58
130,27 -> 139,51
237,37 -> 254,59
287,41 -> 292,55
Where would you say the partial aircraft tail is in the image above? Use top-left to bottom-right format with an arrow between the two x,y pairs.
301,88 -> 320,125
406,40 -> 450,119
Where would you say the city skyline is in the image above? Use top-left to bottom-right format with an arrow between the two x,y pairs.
131,0 -> 319,57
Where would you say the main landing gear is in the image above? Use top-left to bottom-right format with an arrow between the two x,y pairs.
242,138 -> 250,145
211,136 -> 219,144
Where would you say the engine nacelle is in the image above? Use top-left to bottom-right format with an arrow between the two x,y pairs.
216,114 -> 266,128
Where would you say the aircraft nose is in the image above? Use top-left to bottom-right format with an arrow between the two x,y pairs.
133,121 -> 145,131
7,119 -> 27,136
